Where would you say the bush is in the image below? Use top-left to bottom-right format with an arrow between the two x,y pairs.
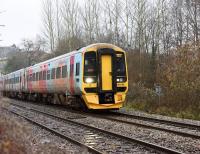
159,45 -> 200,113
126,82 -> 157,112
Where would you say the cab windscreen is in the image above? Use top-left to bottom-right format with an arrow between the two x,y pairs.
116,52 -> 126,82
84,52 -> 97,83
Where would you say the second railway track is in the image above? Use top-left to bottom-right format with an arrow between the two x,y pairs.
90,112 -> 200,139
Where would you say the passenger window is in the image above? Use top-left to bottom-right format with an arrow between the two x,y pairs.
39,71 -> 42,80
36,72 -> 39,81
62,65 -> 67,78
56,67 -> 61,79
51,68 -> 55,79
76,63 -> 80,76
33,73 -> 36,81
47,70 -> 50,80
29,74 -> 32,81
43,71 -> 47,80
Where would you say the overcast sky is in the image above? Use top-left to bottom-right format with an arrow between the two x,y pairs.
0,0 -> 42,47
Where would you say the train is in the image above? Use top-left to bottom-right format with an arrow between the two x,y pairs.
0,43 -> 128,110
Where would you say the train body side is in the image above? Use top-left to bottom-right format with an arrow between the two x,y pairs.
2,43 -> 128,110
2,52 -> 83,97
25,52 -> 82,95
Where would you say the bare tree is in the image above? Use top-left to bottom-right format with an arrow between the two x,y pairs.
55,0 -> 62,44
185,0 -> 200,46
42,0 -> 55,52
22,39 -> 34,66
101,0 -> 115,43
61,0 -> 80,51
81,0 -> 101,44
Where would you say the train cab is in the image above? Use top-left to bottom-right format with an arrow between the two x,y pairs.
81,44 -> 128,109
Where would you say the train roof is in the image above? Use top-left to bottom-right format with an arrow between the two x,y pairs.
3,43 -> 124,77
83,43 -> 124,51
29,43 -> 124,69
31,50 -> 80,68
4,68 -> 24,77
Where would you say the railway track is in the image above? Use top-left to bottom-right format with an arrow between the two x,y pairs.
8,100 -> 200,140
5,102 -> 182,154
91,112 -> 200,139
45,104 -> 200,139
111,111 -> 200,130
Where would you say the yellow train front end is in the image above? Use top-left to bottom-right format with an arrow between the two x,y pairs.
81,44 -> 128,109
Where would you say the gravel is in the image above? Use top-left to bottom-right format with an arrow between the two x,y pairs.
0,98 -> 84,154
73,114 -> 200,153
3,98 -> 200,153
119,107 -> 200,126
9,105 -> 157,154
105,114 -> 200,136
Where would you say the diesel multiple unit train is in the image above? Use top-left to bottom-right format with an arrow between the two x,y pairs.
0,43 -> 128,110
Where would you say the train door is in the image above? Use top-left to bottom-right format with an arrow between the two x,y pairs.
24,70 -> 28,91
101,55 -> 112,91
98,49 -> 116,92
74,54 -> 81,93
98,48 -> 116,104
70,55 -> 75,94
12,74 -> 14,91
20,71 -> 23,91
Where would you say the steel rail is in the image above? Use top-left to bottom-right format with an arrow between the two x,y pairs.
4,107 -> 102,154
9,102 -> 200,139
111,112 -> 200,130
88,114 -> 200,139
10,103 -> 183,154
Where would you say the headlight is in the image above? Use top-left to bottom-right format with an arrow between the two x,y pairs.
85,77 -> 94,83
116,77 -> 126,82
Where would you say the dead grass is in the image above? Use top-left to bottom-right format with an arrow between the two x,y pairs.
0,113 -> 28,154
